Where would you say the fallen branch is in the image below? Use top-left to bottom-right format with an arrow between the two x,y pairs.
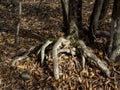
0,47 -> 34,62
14,1 -> 22,45
11,46 -> 35,66
52,37 -> 70,80
77,40 -> 110,77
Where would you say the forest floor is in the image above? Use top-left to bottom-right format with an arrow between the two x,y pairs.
0,0 -> 120,90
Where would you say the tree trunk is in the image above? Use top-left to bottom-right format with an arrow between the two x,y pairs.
61,0 -> 69,35
61,0 -> 82,38
89,0 -> 104,42
109,0 -> 120,63
99,0 -> 110,20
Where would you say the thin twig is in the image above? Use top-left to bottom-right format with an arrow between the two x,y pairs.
82,55 -> 85,68
11,46 -> 35,66
15,1 -> 22,45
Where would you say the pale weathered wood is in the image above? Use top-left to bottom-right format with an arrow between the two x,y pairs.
52,37 -> 70,80
41,40 -> 53,66
77,40 -> 110,77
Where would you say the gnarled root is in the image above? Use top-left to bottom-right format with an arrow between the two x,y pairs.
77,40 -> 110,77
52,37 -> 71,80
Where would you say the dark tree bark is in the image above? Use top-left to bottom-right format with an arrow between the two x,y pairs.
99,0 -> 110,20
89,0 -> 104,42
61,0 -> 69,35
61,0 -> 82,38
108,0 -> 120,63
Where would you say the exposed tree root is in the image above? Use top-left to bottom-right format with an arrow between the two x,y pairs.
52,37 -> 70,80
0,37 -> 110,80
49,37 -> 110,79
95,30 -> 110,37
40,40 -> 53,66
77,40 -> 110,77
